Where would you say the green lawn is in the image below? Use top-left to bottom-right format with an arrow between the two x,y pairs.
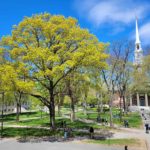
84,138 -> 141,146
2,127 -> 55,137
7,117 -> 106,130
0,127 -> 90,138
0,111 -> 48,122
114,112 -> 143,128
2,109 -> 106,129
1,107 -> 142,130
76,108 -> 142,128
0,107 -> 143,139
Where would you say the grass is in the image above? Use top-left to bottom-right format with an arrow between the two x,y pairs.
55,118 -> 101,129
126,112 -> 143,128
1,127 -> 62,137
8,117 -> 106,130
0,107 -> 143,139
2,107 -> 142,130
76,108 -> 142,128
114,112 -> 143,128
10,116 -> 50,127
0,111 -> 48,122
0,127 -> 90,138
84,138 -> 141,146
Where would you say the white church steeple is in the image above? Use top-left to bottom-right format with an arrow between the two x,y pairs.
135,18 -> 140,44
134,18 -> 143,66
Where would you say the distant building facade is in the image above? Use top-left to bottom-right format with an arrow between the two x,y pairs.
130,18 -> 150,107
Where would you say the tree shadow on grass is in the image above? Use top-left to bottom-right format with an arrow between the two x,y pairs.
2,127 -> 114,143
17,136 -> 77,143
94,131 -> 114,140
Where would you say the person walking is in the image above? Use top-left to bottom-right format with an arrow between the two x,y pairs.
124,145 -> 128,150
64,127 -> 68,140
89,126 -> 94,139
145,123 -> 149,134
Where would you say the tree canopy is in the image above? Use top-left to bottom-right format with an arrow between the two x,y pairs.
0,13 -> 108,128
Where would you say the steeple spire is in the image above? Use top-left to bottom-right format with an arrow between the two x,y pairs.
134,17 -> 143,66
135,17 -> 140,44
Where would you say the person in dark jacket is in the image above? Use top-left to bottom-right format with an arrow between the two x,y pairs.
145,123 -> 149,133
89,126 -> 94,139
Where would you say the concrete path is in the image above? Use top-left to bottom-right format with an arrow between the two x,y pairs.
139,108 -> 150,150
0,138 -> 123,150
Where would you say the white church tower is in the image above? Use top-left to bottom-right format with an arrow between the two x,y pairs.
134,18 -> 143,66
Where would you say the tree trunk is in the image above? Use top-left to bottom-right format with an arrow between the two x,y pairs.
40,107 -> 43,119
31,90 -> 55,129
49,81 -> 55,129
109,92 -> 114,127
68,86 -> 75,122
15,93 -> 22,122
19,103 -> 21,114
16,102 -> 20,122
57,93 -> 61,116
100,94 -> 103,113
83,102 -> 87,116
5,102 -> 7,113
119,96 -> 123,122
123,95 -> 126,113
82,94 -> 87,115
1,92 -> 4,138
70,97 -> 75,122
50,100 -> 55,129
97,98 -> 100,118
57,104 -> 61,116
97,93 -> 103,117
122,85 -> 126,113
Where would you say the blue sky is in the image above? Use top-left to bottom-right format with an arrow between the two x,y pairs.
0,0 -> 150,47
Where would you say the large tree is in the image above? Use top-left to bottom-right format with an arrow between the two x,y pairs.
1,13 -> 107,128
102,41 -> 133,126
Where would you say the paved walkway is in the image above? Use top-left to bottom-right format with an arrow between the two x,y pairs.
139,108 -> 150,150
0,137 -> 141,150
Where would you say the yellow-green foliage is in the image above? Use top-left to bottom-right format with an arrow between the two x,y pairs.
1,13 -> 108,98
63,95 -> 71,105
0,63 -> 34,93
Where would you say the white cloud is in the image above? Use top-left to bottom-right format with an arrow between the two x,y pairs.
139,22 -> 150,45
74,0 -> 150,26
